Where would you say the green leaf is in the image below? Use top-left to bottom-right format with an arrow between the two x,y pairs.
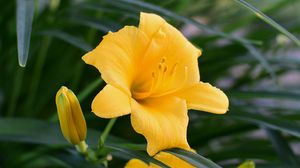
16,0 -> 35,67
167,148 -> 222,168
229,90 -> 300,100
234,0 -> 300,47
77,79 -> 103,102
243,43 -> 277,82
265,128 -> 300,168
38,30 -> 92,52
107,144 -> 170,168
0,118 -> 169,167
68,16 -> 122,33
229,110 -> 300,138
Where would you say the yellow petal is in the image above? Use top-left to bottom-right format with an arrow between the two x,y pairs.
150,152 -> 195,168
82,26 -> 148,95
130,96 -> 190,156
132,13 -> 201,98
177,82 -> 229,114
125,159 -> 149,168
92,85 -> 131,118
66,89 -> 87,141
139,12 -> 166,39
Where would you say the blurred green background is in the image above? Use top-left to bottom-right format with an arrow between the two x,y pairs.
1,0 -> 300,167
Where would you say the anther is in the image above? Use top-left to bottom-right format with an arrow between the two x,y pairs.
163,66 -> 168,72
158,63 -> 163,70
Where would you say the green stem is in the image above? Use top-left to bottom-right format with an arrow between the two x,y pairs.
75,141 -> 88,154
75,141 -> 98,163
7,67 -> 24,116
99,118 -> 117,149
77,78 -> 103,101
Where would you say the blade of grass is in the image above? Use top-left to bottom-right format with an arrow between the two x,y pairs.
229,90 -> 300,100
229,109 -> 300,138
244,43 -> 277,82
16,0 -> 35,67
68,16 -> 121,33
107,144 -> 170,168
7,68 -> 24,116
167,148 -> 222,168
234,0 -> 300,47
37,30 -> 92,52
265,128 -> 300,168
0,118 -> 124,147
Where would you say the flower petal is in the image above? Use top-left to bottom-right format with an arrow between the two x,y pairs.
139,12 -> 166,39
82,26 -> 148,94
132,13 -> 201,97
130,96 -> 190,156
177,82 -> 229,114
150,152 -> 195,168
125,159 -> 149,168
92,85 -> 131,118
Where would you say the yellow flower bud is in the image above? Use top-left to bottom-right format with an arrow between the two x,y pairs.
55,86 -> 87,145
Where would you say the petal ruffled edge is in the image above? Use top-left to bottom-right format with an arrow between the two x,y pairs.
132,12 -> 202,97
82,26 -> 148,95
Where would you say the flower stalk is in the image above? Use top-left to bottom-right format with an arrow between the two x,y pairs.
99,118 -> 117,150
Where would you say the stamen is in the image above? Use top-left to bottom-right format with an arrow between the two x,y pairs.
150,65 -> 189,98
158,63 -> 163,70
163,66 -> 168,72
133,58 -> 188,99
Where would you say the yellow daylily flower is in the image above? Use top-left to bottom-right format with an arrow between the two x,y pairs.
55,86 -> 87,145
125,152 -> 195,168
82,12 -> 229,156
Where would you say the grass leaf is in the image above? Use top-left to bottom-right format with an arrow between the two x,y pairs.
265,129 -> 300,168
234,0 -> 300,47
38,30 -> 92,52
108,145 -> 170,168
16,0 -> 35,67
167,148 -> 222,168
229,110 -> 300,138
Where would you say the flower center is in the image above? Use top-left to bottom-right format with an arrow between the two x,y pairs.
132,57 -> 188,100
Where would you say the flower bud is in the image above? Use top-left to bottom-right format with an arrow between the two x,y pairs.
55,86 -> 87,145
